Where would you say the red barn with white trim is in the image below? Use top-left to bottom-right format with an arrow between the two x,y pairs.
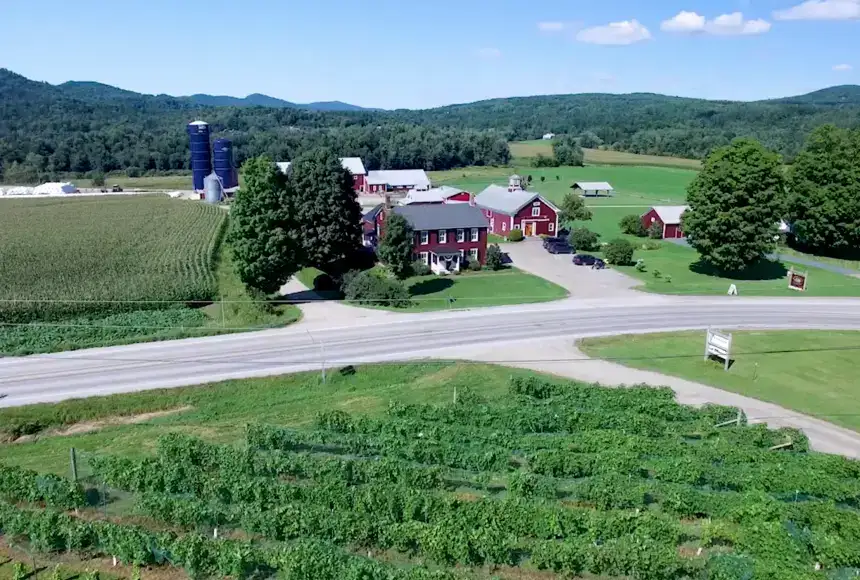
641,205 -> 689,239
474,176 -> 559,237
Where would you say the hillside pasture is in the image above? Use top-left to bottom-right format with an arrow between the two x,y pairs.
2,363 -> 859,579
510,140 -> 703,169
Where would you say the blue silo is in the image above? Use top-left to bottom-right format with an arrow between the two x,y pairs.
213,138 -> 238,190
187,121 -> 211,191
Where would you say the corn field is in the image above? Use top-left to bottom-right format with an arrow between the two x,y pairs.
0,196 -> 226,323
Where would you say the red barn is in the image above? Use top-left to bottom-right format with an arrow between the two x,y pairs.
374,202 -> 489,274
366,169 -> 431,194
474,177 -> 560,238
340,157 -> 367,193
401,186 -> 472,205
641,206 -> 689,239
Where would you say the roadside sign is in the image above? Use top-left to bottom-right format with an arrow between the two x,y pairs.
704,328 -> 732,371
788,269 -> 808,292
727,284 -> 738,296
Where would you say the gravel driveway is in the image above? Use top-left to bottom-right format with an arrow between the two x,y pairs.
501,239 -> 640,298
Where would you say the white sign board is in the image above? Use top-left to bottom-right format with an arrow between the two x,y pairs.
704,328 -> 732,371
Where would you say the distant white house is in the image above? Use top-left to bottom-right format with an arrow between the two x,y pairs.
542,133 -> 556,140
572,181 -> 614,197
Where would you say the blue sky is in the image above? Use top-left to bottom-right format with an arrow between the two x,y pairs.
1,0 -> 858,109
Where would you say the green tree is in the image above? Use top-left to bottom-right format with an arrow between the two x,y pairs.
377,213 -> 415,279
569,227 -> 600,251
289,147 -> 362,270
604,238 -> 635,265
485,244 -> 504,270
531,154 -> 559,168
227,156 -> 303,293
787,125 -> 860,256
552,135 -> 585,167
91,171 -> 106,187
619,214 -> 647,237
578,131 -> 603,149
558,192 -> 593,224
648,221 -> 664,239
683,138 -> 786,272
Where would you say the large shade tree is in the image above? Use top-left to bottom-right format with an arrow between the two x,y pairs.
227,156 -> 303,294
289,147 -> 363,271
787,125 -> 860,257
377,213 -> 415,279
552,135 -> 585,167
683,138 -> 786,272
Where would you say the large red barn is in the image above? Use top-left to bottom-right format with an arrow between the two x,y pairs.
474,176 -> 560,238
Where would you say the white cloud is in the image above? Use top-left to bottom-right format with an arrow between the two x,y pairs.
576,20 -> 652,45
537,21 -> 565,32
661,10 -> 771,35
475,47 -> 502,59
773,0 -> 860,20
706,12 -> 772,34
661,11 -> 706,32
833,63 -> 853,70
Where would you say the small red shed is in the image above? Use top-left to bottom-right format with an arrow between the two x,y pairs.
641,205 -> 689,239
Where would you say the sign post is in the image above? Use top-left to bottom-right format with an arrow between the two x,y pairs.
788,268 -> 808,292
704,328 -> 732,371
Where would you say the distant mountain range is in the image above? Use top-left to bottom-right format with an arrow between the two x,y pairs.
57,79 -> 374,112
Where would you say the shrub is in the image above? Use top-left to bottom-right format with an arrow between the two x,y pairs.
648,221 -> 664,239
556,175 -> 560,180
664,274 -> 672,283
540,175 -> 546,182
635,259 -> 646,272
486,244 -> 504,270
653,269 -> 662,279
532,154 -> 559,168
642,240 -> 662,251
569,227 -> 601,251
342,270 -> 410,308
619,214 -> 647,237
507,229 -> 524,242
468,260 -> 482,272
412,260 -> 431,276
125,167 -> 141,178
604,238 -> 635,265
91,172 -> 106,187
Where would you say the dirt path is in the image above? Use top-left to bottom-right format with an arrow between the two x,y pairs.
428,338 -> 860,458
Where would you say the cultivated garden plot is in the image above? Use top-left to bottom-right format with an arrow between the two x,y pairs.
2,375 -> 859,579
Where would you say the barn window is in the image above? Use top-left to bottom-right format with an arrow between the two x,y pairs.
439,230 -> 447,243
420,231 -> 429,245
471,228 -> 479,242
531,206 -> 540,217
502,222 -> 507,232
651,217 -> 656,223
470,248 -> 479,261
514,223 -> 521,230
549,223 -> 555,232
419,252 -> 428,264
457,229 -> 465,242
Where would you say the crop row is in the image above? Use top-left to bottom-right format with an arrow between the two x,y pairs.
0,501 -> 456,580
0,464 -> 85,509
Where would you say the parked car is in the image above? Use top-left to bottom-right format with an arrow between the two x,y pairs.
591,258 -> 606,270
542,236 -> 567,249
547,242 -> 573,254
572,254 -> 597,266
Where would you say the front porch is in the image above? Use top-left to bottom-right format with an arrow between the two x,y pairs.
427,250 -> 462,275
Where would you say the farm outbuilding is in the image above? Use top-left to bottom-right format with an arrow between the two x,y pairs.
400,186 -> 471,205
641,205 -> 689,239
475,176 -> 560,238
366,169 -> 431,193
33,182 -> 78,195
572,181 -> 614,197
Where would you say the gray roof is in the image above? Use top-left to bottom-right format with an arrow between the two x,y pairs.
573,181 -> 613,191
362,203 -> 384,222
649,205 -> 689,225
392,204 -> 488,231
367,169 -> 430,188
474,185 -> 558,216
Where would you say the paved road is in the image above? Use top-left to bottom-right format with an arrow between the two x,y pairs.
3,295 -> 860,408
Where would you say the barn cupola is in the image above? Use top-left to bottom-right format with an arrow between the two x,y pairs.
508,174 -> 523,191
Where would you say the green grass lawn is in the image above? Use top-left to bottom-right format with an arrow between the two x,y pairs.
579,330 -> 860,432
396,267 -> 568,311
0,362 -> 517,473
429,164 -> 695,206
509,140 -> 703,170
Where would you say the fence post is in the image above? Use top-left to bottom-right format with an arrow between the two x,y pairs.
70,448 -> 78,482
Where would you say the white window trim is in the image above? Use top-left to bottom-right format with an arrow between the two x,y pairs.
456,229 -> 465,242
549,222 -> 555,232
514,223 -> 521,230
531,206 -> 540,217
439,229 -> 447,244
419,251 -> 428,264
470,228 -> 479,242
459,249 -> 465,259
420,231 -> 429,245
469,248 -> 479,260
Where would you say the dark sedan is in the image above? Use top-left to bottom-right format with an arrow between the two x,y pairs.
542,236 -> 567,249
547,242 -> 573,254
572,254 -> 597,265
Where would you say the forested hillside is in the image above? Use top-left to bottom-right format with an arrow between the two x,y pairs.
2,67 -> 860,184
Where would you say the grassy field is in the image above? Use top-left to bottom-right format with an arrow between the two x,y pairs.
429,164 -> 694,206
509,140 -> 703,170
70,174 -> 194,191
580,330 -> 860,432
2,363 -> 858,579
0,196 -> 299,354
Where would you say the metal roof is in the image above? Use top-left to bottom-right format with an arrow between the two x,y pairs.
392,204 -> 488,231
275,161 -> 292,174
367,169 -> 431,188
339,157 -> 366,175
188,120 -> 208,126
362,203 -> 384,223
474,185 -> 558,216
573,181 -> 614,191
401,186 -> 468,205
649,205 -> 689,225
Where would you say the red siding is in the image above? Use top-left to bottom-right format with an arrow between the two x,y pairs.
512,197 -> 559,237
352,174 -> 366,193
413,227 -> 488,264
640,209 -> 685,239
446,192 -> 472,203
664,223 -> 683,238
482,208 -> 512,236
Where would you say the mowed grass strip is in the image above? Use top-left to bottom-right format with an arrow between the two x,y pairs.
0,195 -> 226,322
509,140 -> 703,170
579,330 -> 860,432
